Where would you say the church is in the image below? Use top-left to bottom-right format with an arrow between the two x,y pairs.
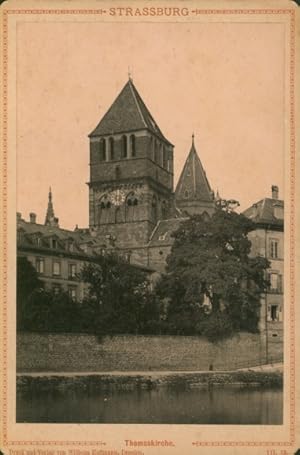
86,77 -> 217,271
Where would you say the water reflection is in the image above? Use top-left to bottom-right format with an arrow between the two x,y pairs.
17,385 -> 283,424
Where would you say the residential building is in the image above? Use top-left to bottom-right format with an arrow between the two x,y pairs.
243,185 -> 284,355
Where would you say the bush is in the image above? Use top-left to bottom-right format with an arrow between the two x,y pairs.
197,311 -> 235,342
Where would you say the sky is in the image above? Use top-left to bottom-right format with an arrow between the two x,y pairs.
16,20 -> 285,229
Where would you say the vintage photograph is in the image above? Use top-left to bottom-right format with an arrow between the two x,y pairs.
8,6 -> 288,431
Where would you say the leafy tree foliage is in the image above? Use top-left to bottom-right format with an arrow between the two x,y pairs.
80,253 -> 159,336
17,256 -> 43,330
156,208 -> 270,340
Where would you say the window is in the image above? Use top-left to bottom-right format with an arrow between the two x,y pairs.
270,273 -> 278,291
109,137 -> 114,160
52,283 -> 61,295
121,135 -> 127,158
130,135 -> 136,157
274,205 -> 283,219
270,239 -> 279,259
161,200 -> 168,219
50,238 -> 58,249
99,139 -> 106,161
99,196 -> 112,224
269,273 -> 283,293
36,236 -> 42,247
36,258 -> 44,274
271,305 -> 278,321
68,241 -> 74,252
184,190 -> 189,199
126,193 -> 138,222
68,263 -> 76,279
53,261 -> 61,276
68,286 -> 77,300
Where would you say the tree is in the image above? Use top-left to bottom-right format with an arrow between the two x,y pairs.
156,207 -> 270,340
17,256 -> 43,330
80,254 -> 157,335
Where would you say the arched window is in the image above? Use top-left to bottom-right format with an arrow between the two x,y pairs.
130,135 -> 136,157
99,139 -> 106,161
109,137 -> 114,160
184,190 -> 190,199
202,211 -> 210,222
121,135 -> 128,158
126,193 -> 139,222
98,195 -> 112,224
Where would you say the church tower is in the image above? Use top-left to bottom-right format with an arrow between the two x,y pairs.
88,78 -> 174,250
175,136 -> 215,216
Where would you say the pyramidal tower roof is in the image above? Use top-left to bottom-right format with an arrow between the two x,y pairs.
175,136 -> 213,203
89,78 -> 172,145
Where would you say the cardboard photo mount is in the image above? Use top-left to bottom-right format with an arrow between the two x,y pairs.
0,0 -> 299,453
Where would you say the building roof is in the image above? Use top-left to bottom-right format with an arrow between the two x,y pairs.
17,217 -> 98,257
148,218 -> 188,247
89,78 -> 172,145
243,197 -> 284,229
175,137 -> 214,203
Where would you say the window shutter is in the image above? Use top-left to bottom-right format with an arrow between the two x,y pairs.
278,274 -> 283,293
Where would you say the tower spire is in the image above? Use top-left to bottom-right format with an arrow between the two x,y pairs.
128,66 -> 133,81
45,186 -> 58,226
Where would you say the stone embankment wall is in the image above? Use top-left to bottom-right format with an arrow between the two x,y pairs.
17,332 -> 282,373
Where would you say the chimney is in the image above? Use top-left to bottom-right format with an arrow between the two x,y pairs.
272,185 -> 279,199
29,212 -> 37,223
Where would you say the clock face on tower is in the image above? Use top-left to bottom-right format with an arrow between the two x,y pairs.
110,189 -> 126,206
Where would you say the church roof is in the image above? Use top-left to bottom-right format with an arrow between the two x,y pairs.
89,78 -> 172,145
148,218 -> 188,247
175,138 -> 213,202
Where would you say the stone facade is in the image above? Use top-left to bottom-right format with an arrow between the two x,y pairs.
86,78 -> 218,270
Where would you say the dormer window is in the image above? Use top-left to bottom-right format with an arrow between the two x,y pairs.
68,241 -> 74,252
50,238 -> 58,249
274,205 -> 283,220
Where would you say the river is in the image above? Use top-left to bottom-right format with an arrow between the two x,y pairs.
17,385 -> 282,424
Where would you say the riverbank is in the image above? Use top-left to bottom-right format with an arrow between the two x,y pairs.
17,369 -> 283,391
